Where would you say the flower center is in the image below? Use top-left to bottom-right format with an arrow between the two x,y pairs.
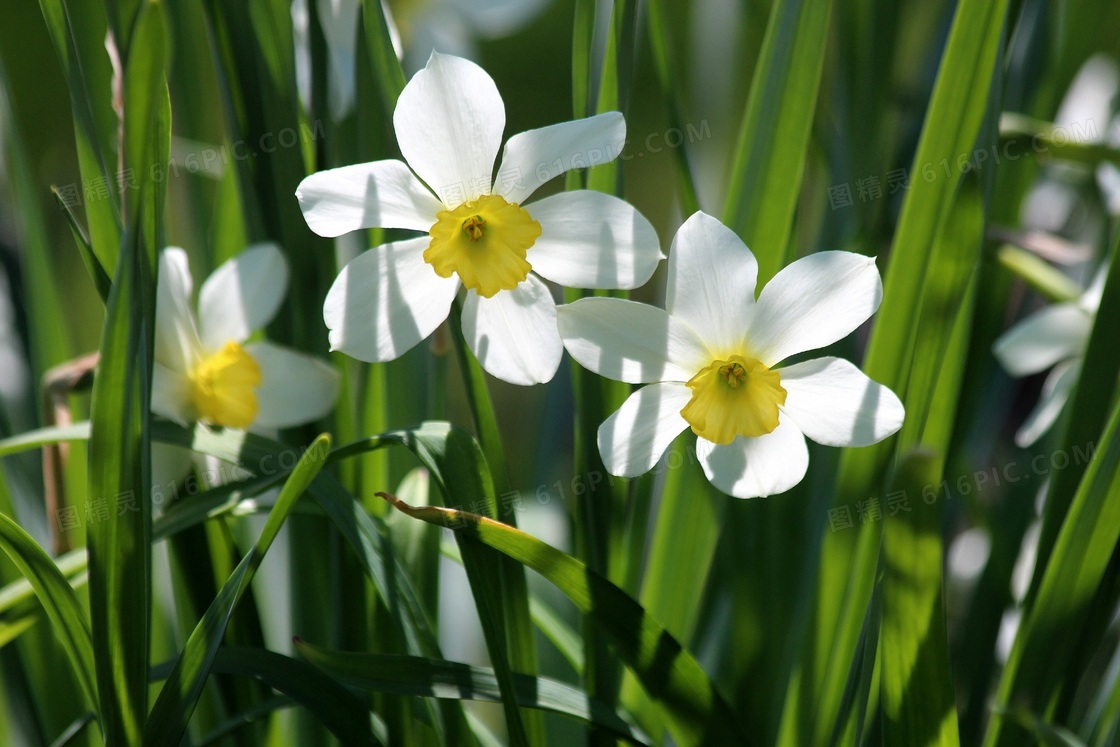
681,355 -> 787,444
424,194 -> 542,298
188,341 -> 262,429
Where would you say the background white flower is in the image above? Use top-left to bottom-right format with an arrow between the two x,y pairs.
296,52 -> 662,386
557,211 -> 905,499
290,0 -> 552,121
153,243 -> 340,432
993,268 -> 1104,447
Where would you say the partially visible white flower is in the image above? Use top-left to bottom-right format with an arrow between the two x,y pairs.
153,243 -> 340,431
993,268 -> 1104,447
291,0 -> 550,119
292,0 -> 372,121
556,211 -> 904,499
296,52 -> 662,386
392,0 -> 552,73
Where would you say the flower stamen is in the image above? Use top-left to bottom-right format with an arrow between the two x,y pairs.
681,355 -> 786,444
462,215 -> 486,241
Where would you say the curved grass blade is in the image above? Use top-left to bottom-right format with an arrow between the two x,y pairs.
379,492 -> 750,745
143,435 -> 338,746
0,514 -> 96,715
0,423 -> 91,458
295,641 -> 648,745
151,646 -> 378,747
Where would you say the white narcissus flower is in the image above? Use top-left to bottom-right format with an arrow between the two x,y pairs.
556,211 -> 905,499
296,52 -> 662,386
993,268 -> 1104,447
152,244 -> 340,432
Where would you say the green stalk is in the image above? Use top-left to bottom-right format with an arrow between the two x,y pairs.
446,298 -> 542,744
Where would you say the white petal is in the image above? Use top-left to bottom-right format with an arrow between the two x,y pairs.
393,52 -> 505,206
244,342 -> 341,428
461,275 -> 562,385
324,237 -> 460,362
665,211 -> 756,355
1015,359 -> 1080,447
495,113 -> 626,204
152,362 -> 192,425
597,383 -> 691,477
198,243 -> 289,351
526,191 -> 663,289
557,297 -> 708,383
296,160 -> 443,237
779,357 -> 904,447
696,419 -> 809,499
993,302 -> 1092,377
156,248 -> 202,374
746,251 -> 883,366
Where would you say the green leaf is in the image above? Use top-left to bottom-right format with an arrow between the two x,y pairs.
1026,246 -> 1120,608
36,0 -> 122,268
783,1 -> 1009,742
143,434 -> 336,745
0,514 -> 96,715
987,399 -> 1120,745
0,423 -> 91,458
879,451 -> 960,746
83,1 -> 169,742
152,646 -> 379,747
388,420 -> 531,745
296,641 -> 649,745
51,185 -> 111,304
380,492 -> 749,745
721,0 -> 832,284
359,0 -> 406,120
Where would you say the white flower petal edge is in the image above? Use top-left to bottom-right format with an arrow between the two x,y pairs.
198,243 -> 289,351
696,419 -> 809,499
992,302 -> 1092,377
526,191 -> 663,290
746,251 -> 883,366
496,113 -> 626,204
598,383 -> 691,477
461,275 -> 562,386
393,52 -> 505,205
245,342 -> 341,428
296,160 -> 445,237
1015,359 -> 1081,448
779,357 -> 905,447
665,211 -> 756,355
557,297 -> 709,384
156,248 -> 201,375
323,237 -> 460,363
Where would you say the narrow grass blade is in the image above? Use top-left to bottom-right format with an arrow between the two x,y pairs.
380,492 -> 750,745
879,451 -> 960,746
296,641 -> 649,745
143,435 -> 336,745
783,1 -> 1009,742
160,646 -> 378,747
987,400 -> 1120,745
0,514 -> 96,714
1027,246 -> 1120,607
721,0 -> 832,284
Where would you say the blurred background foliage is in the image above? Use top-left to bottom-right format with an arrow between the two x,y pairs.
0,0 -> 1119,744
